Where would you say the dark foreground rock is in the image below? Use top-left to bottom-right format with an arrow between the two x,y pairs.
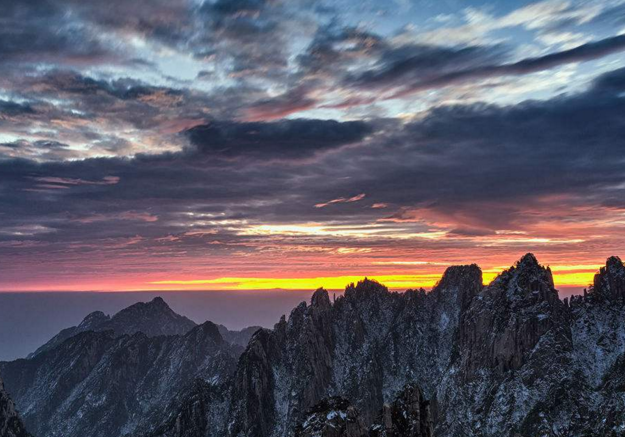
295,383 -> 433,437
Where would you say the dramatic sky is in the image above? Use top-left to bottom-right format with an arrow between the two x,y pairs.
1,0 -> 625,292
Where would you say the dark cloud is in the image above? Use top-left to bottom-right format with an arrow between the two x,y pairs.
347,43 -> 506,90
0,100 -> 36,117
185,119 -> 373,160
0,140 -> 83,162
0,0 -> 116,65
592,66 -> 625,93
1,67 -> 624,250
348,34 -> 625,96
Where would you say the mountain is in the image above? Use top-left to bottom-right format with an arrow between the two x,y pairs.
30,297 -> 197,357
217,325 -> 263,348
4,254 -> 625,437
227,268 -> 480,437
145,254 -> 625,437
0,300 -> 243,437
0,375 -> 31,437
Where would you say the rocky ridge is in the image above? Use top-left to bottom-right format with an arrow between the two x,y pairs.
1,301 -> 243,437
30,297 -> 197,357
4,254 -> 625,437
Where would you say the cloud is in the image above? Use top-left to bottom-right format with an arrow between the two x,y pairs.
0,100 -> 36,118
315,193 -> 366,208
348,34 -> 625,97
185,119 -> 373,160
0,140 -> 82,162
0,0 -> 118,66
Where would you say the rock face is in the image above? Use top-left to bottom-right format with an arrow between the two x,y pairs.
140,378 -> 232,437
370,383 -> 433,437
30,297 -> 197,357
0,375 -> 31,437
436,254 -> 586,436
295,383 -> 433,437
294,397 -> 367,437
228,266 -> 481,437
0,300 -> 243,437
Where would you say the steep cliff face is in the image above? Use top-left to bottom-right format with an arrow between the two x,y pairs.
229,266 -> 481,437
437,254 -> 595,437
570,256 -> 625,387
140,378 -> 232,437
0,375 -> 31,437
457,253 -> 571,378
0,301 -> 242,437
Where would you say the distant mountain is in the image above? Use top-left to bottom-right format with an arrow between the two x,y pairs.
217,325 -> 262,348
4,255 -> 625,437
30,297 -> 197,357
0,375 -> 31,437
0,299 -> 244,437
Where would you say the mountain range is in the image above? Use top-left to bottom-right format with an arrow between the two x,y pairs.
1,254 -> 624,437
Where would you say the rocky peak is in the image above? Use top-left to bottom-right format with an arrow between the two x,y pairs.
184,321 -> 224,345
344,278 -> 389,301
493,253 -> 557,304
105,296 -> 197,337
0,376 -> 31,437
29,297 -> 196,358
432,264 -> 482,310
112,297 -> 169,319
311,288 -> 332,309
77,311 -> 110,330
592,256 -> 625,301
459,254 -> 570,378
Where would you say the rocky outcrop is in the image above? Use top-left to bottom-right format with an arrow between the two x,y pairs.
295,383 -> 433,437
0,375 -> 31,437
30,297 -> 197,357
295,397 -> 367,437
229,268 -> 481,437
437,254 -> 592,436
592,256 -> 625,302
570,256 -> 625,388
458,253 -> 571,377
370,383 -> 433,437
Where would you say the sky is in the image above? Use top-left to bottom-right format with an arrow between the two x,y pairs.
1,0 -> 625,293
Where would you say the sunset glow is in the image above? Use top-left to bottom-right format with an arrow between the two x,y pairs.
1,0 -> 624,294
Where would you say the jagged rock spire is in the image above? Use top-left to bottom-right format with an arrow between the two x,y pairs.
311,288 -> 331,309
592,256 -> 625,301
